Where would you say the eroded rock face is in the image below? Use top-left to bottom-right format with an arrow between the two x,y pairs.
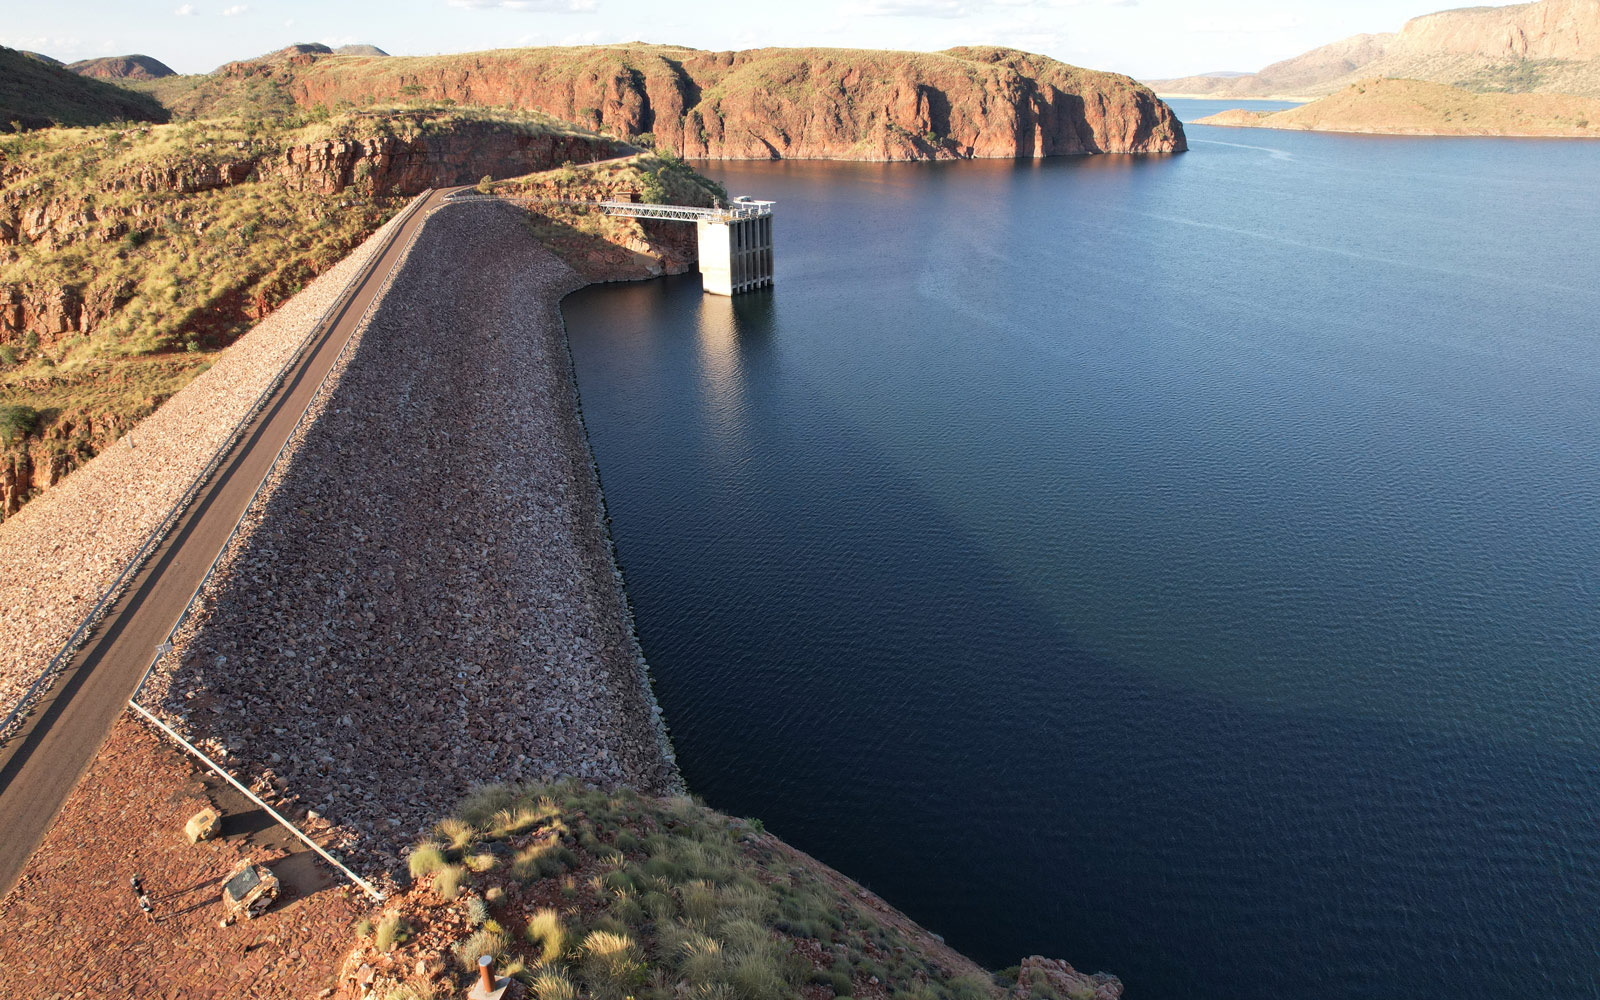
286,45 -> 1187,159
275,131 -> 616,195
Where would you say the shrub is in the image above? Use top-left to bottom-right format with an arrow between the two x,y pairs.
453,927 -> 513,974
376,979 -> 445,1000
678,932 -> 724,984
408,845 -> 446,878
728,950 -> 788,1000
581,930 -> 644,1000
477,174 -> 494,194
375,915 -> 411,953
466,897 -> 490,927
467,851 -> 498,873
434,864 -> 469,901
0,404 -> 38,446
435,817 -> 476,852
947,976 -> 991,1000
526,907 -> 566,964
0,345 -> 17,366
355,916 -> 375,939
532,970 -> 578,1000
456,784 -> 519,827
828,970 -> 854,997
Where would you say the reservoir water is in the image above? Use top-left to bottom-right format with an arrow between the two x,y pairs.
559,107 -> 1600,999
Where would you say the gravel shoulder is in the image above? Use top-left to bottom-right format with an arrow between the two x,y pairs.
142,200 -> 681,874
0,207 -> 409,722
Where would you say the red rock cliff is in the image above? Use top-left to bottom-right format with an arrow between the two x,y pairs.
281,45 -> 1187,159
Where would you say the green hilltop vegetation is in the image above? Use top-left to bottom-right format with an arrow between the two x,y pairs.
356,782 -> 1107,1000
0,46 -> 169,131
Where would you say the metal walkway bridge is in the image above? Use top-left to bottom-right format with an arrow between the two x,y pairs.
449,191 -> 775,296
448,192 -> 773,224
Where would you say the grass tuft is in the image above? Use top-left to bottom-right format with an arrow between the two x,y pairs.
453,927 -> 514,974
408,845 -> 446,878
374,914 -> 411,953
434,864 -> 469,901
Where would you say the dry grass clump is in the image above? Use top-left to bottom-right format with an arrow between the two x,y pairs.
364,781 -> 1006,1000
526,907 -> 567,964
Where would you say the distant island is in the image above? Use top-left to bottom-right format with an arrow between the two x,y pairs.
1150,0 -> 1600,101
1194,77 -> 1600,138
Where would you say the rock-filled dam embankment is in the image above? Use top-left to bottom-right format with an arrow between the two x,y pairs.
135,200 -> 681,870
0,210 -> 410,723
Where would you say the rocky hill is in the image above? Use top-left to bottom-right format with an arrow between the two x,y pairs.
1152,0 -> 1600,99
0,46 -> 169,131
195,43 -> 1184,159
0,107 -> 622,516
68,54 -> 177,81
1194,77 -> 1600,136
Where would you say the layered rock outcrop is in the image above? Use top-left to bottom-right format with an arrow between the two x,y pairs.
274,44 -> 1186,158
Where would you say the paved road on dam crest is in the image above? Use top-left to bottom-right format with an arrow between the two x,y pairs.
0,188 -> 454,897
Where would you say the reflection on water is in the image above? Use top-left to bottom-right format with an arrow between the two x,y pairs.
691,292 -> 775,466
561,127 -> 1600,1000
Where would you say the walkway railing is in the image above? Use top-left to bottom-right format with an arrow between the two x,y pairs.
447,191 -> 773,224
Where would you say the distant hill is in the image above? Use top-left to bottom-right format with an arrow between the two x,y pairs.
1151,0 -> 1600,99
1193,77 -> 1600,136
68,54 -> 176,80
334,44 -> 388,57
0,46 -> 169,131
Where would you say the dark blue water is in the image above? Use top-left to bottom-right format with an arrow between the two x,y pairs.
559,116 -> 1600,1000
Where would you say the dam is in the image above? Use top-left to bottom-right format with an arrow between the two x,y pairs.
599,196 -> 776,296
465,191 -> 775,296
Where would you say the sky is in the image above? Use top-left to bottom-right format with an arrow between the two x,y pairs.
4,0 -> 1474,81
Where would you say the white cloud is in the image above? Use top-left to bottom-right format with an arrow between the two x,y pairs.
174,3 -> 197,14
858,0 -> 968,16
223,4 -> 249,15
447,0 -> 598,11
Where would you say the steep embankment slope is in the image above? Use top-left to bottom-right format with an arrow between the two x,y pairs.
0,46 -> 169,130
1194,77 -> 1600,136
1152,0 -> 1600,99
211,43 -> 1184,158
339,784 -> 1122,1000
